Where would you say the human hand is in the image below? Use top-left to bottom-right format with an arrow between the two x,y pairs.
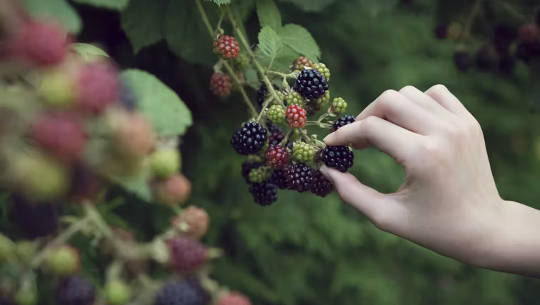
321,85 -> 530,272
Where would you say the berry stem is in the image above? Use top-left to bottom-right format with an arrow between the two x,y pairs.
195,0 -> 257,117
460,0 -> 483,43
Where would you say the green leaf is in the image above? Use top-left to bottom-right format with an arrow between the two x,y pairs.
109,168 -> 152,202
277,0 -> 335,12
204,0 -> 231,5
258,26 -> 282,60
359,0 -> 398,17
72,43 -> 109,61
256,0 -> 281,30
164,1 -> 217,66
278,24 -> 320,61
22,0 -> 81,34
71,0 -> 129,10
120,69 -> 192,137
121,0 -> 166,53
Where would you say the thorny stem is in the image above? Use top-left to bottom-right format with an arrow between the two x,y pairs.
195,0 -> 258,117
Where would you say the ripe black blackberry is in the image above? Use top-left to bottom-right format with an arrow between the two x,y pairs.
284,162 -> 314,192
332,115 -> 355,131
231,122 -> 267,155
155,281 -> 206,305
256,84 -> 267,107
267,123 -> 284,146
56,276 -> 95,305
453,50 -> 472,71
311,171 -> 333,197
249,182 -> 277,206
10,197 -> 58,238
493,24 -> 516,54
475,45 -> 498,71
294,69 -> 328,100
241,161 -> 263,183
269,169 -> 288,189
185,277 -> 211,305
322,146 -> 354,172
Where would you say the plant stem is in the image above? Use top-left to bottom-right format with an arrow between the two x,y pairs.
30,217 -> 89,268
460,0 -> 483,43
224,8 -> 283,109
195,0 -> 258,117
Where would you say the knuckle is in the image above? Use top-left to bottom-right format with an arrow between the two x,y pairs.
399,85 -> 416,94
427,84 -> 448,95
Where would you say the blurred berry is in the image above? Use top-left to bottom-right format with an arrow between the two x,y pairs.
168,237 -> 207,273
453,50 -> 472,71
172,206 -> 209,239
77,62 -> 120,114
56,276 -> 95,305
153,174 -> 192,206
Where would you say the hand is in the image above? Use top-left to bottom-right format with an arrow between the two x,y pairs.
321,85 -> 540,276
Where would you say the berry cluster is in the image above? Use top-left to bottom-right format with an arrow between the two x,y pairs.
435,7 -> 540,75
0,8 -> 253,305
225,56 -> 358,205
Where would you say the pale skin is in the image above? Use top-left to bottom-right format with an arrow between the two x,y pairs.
320,84 -> 540,277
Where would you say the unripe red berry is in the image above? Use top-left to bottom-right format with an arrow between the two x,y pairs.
172,206 -> 209,239
291,56 -> 313,70
9,20 -> 68,66
153,174 -> 192,206
213,35 -> 240,59
218,292 -> 252,305
167,237 -> 207,273
285,104 -> 307,128
519,23 -> 539,43
77,62 -> 120,114
30,112 -> 86,163
109,111 -> 156,160
210,72 -> 233,97
265,145 -> 289,169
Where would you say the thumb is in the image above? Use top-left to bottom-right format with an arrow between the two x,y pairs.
320,165 -> 390,226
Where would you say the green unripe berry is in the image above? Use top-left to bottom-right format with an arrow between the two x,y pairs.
15,283 -> 37,305
315,90 -> 330,107
313,62 -> 330,81
39,71 -> 75,108
292,141 -> 315,163
0,234 -> 15,262
45,245 -> 80,276
105,280 -> 132,305
331,97 -> 347,115
150,149 -> 180,179
266,104 -> 286,124
15,241 -> 37,264
14,153 -> 68,202
248,166 -> 272,183
285,91 -> 305,107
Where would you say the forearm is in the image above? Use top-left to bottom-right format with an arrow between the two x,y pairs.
473,200 -> 540,277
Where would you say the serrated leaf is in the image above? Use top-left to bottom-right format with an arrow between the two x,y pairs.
165,1 -> 217,66
120,69 -> 192,137
72,43 -> 109,61
258,26 -> 282,61
278,23 -> 320,61
22,0 -> 81,34
256,0 -> 281,30
72,0 -> 129,10
121,0 -> 166,53
277,0 -> 335,12
204,0 -> 231,5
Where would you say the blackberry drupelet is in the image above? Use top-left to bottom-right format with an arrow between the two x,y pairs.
284,162 -> 314,192
231,122 -> 267,155
154,281 -> 205,305
269,169 -> 288,189
249,182 -> 277,206
311,171 -> 333,197
293,69 -> 328,100
241,161 -> 263,182
332,115 -> 355,131
56,276 -> 95,305
256,84 -> 267,107
322,146 -> 354,172
267,123 -> 284,146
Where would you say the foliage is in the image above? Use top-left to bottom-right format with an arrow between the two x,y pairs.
8,0 -> 540,305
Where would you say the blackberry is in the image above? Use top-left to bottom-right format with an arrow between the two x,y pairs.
291,56 -> 313,71
185,277 -> 211,305
56,276 -> 95,305
284,162 -> 314,192
231,122 -> 267,155
518,23 -> 539,43
322,146 -> 354,172
475,45 -> 498,71
312,62 -> 330,81
213,35 -> 240,59
453,50 -> 472,71
154,281 -> 206,305
434,24 -> 447,39
210,72 -> 232,97
331,97 -> 347,115
285,91 -> 305,107
498,55 -> 515,75
311,171 -> 333,197
10,197 -> 58,239
256,84 -> 268,107
11,20 -> 68,66
285,105 -> 307,128
292,141 -> 315,164
267,124 -> 284,146
172,206 -> 209,240
248,166 -> 272,183
333,115 -> 355,131
446,22 -> 462,40
266,145 -> 289,169
493,24 -> 516,54
266,104 -> 286,124
269,169 -> 288,189
168,237 -> 207,273
249,182 -> 277,206
314,90 -> 330,108
294,69 -> 328,100
241,161 -> 263,182
77,62 -> 120,114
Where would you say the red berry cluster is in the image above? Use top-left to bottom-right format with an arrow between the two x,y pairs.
213,35 -> 240,59
210,72 -> 233,97
285,104 -> 307,128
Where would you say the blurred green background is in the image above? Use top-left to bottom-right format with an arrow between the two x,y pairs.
27,0 -> 540,304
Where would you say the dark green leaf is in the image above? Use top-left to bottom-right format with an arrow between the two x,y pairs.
277,0 -> 335,12
258,26 -> 282,60
22,0 -> 81,33
256,0 -> 281,30
204,0 -> 231,5
278,24 -> 320,61
121,0 -> 166,53
120,69 -> 192,137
